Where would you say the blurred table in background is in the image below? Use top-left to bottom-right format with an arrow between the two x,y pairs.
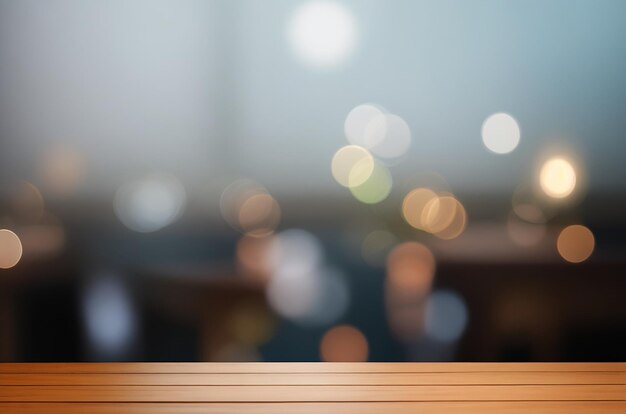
1,363 -> 625,413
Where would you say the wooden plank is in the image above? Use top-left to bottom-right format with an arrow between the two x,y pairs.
1,362 -> 625,374
2,402 -> 626,414
1,385 -> 626,402
1,371 -> 625,386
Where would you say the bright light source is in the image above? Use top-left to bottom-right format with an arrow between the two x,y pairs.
287,1 -> 358,68
114,174 -> 186,233
421,195 -> 458,234
0,229 -> 23,269
539,157 -> 577,199
331,145 -> 375,188
402,187 -> 439,230
557,224 -> 594,263
481,113 -> 520,154
350,163 -> 392,204
344,104 -> 385,147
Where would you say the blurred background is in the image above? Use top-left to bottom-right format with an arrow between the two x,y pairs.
1,0 -> 626,362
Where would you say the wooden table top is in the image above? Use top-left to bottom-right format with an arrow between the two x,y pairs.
1,363 -> 625,413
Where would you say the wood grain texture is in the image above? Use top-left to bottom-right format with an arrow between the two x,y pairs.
2,371 -> 625,385
2,384 -> 626,402
2,362 -> 625,373
1,402 -> 626,414
0,363 -> 624,413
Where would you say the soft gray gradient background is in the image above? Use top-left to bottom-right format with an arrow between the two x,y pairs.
1,0 -> 625,202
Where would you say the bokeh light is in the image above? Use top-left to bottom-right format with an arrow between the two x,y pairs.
421,195 -> 464,236
268,229 -> 323,276
386,242 -> 435,296
402,187 -> 439,230
557,224 -> 595,263
432,197 -> 467,240
220,179 -> 270,232
481,112 -> 521,154
344,104 -> 385,147
364,113 -> 412,159
539,157 -> 577,199
287,0 -> 358,68
83,274 -> 136,356
425,290 -> 469,343
349,162 -> 392,204
264,229 -> 349,325
331,145 -> 375,188
114,174 -> 186,233
238,193 -> 281,237
267,265 -> 349,326
0,229 -> 23,269
320,324 -> 368,362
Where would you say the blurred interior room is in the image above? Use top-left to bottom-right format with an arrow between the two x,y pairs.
1,0 -> 626,363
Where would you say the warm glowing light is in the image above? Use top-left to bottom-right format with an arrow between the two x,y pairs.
433,198 -> 467,240
425,290 -> 468,343
238,193 -> 281,237
287,1 -> 358,68
385,242 -> 436,342
0,229 -> 23,269
540,157 -> 576,199
402,187 -> 438,230
344,104 -> 385,147
320,324 -> 368,362
350,163 -> 392,204
421,195 -> 458,234
114,174 -> 186,232
557,224 -> 594,263
364,113 -> 412,159
331,145 -> 375,188
386,242 -> 435,296
481,112 -> 520,154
